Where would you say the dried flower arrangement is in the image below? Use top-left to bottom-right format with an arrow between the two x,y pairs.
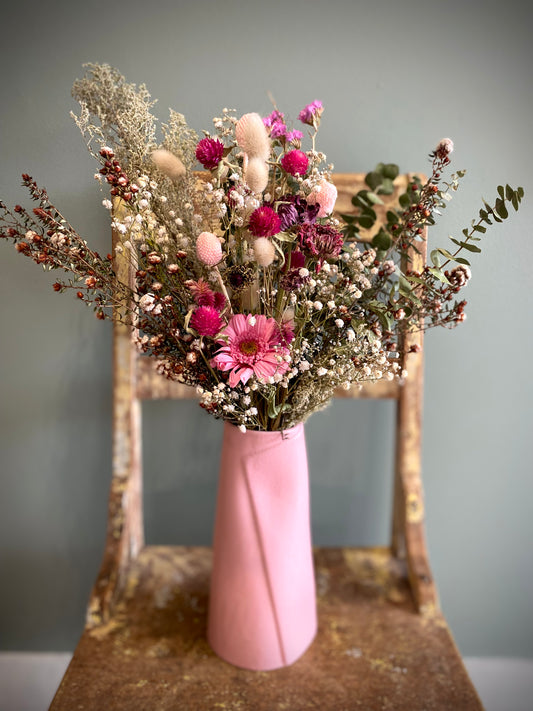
0,64 -> 524,431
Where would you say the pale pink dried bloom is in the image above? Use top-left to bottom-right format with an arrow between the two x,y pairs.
235,113 -> 271,160
253,237 -> 276,267
306,180 -> 338,218
435,138 -> 454,159
244,157 -> 269,193
151,149 -> 186,180
196,231 -> 223,266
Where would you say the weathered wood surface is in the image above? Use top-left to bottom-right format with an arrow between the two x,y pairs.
51,546 -> 483,711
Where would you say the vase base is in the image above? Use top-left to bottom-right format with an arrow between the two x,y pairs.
208,617 -> 317,671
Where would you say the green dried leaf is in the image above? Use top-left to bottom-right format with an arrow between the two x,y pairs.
366,192 -> 384,205
428,267 -> 451,285
399,193 -> 411,208
382,163 -> 399,180
437,247 -> 456,260
495,198 -> 508,219
458,241 -> 481,253
378,178 -> 394,195
358,214 -> 375,229
454,256 -> 471,265
365,171 -> 383,191
372,229 -> 392,250
430,249 -> 441,267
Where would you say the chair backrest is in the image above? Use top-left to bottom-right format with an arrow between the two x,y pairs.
86,173 -> 438,629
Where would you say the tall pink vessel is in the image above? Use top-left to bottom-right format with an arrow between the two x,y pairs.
208,422 -> 317,670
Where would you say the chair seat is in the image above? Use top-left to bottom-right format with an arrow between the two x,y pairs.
50,546 -> 482,710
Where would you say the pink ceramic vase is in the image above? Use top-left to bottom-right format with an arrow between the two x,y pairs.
207,421 -> 317,671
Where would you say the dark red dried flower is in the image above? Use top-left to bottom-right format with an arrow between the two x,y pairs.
298,223 -> 344,265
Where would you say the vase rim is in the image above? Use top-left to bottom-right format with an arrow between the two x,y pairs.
224,420 -> 303,440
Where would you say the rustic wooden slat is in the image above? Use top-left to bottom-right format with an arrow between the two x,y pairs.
86,221 -> 144,626
136,353 -> 401,401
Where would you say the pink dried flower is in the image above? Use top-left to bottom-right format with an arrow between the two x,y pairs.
263,110 -> 285,128
248,206 -> 281,238
186,278 -> 215,307
298,100 -> 323,127
212,313 -> 290,387
196,231 -> 223,266
270,121 -> 287,139
280,150 -> 309,177
190,306 -> 223,337
287,129 -> 304,143
306,179 -> 338,217
195,137 -> 225,170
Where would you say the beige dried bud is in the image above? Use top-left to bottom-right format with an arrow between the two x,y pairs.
244,157 -> 269,194
235,113 -> 270,160
253,237 -> 276,267
151,148 -> 186,181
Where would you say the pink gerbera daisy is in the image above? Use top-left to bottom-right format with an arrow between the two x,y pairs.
211,314 -> 290,387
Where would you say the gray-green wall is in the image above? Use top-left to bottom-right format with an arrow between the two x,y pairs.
1,0 -> 532,657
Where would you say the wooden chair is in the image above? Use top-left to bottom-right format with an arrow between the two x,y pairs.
49,175 -> 484,710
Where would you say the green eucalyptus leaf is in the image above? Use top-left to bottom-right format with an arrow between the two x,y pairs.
358,214 -> 375,229
458,241 -> 481,253
454,256 -> 471,265
497,185 -> 505,200
430,249 -> 441,267
382,163 -> 399,180
399,193 -> 411,209
365,171 -> 383,191
428,267 -> 451,285
366,192 -> 384,205
495,198 -> 508,219
351,191 -> 369,209
437,247 -> 456,260
379,178 -> 394,195
372,229 -> 392,250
